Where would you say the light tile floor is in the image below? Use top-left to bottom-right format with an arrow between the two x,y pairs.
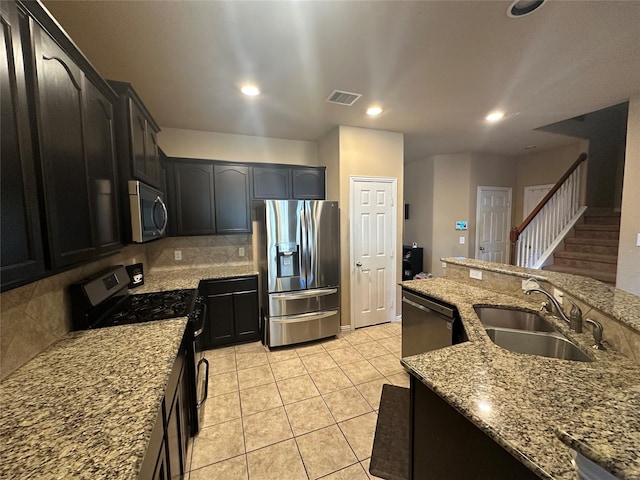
185,322 -> 409,479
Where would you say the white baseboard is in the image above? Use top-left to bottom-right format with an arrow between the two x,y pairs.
340,325 -> 352,332
393,315 -> 402,323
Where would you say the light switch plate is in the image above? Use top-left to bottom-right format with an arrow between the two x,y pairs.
470,269 -> 483,280
637,233 -> 640,247
459,236 -> 465,244
174,250 -> 182,261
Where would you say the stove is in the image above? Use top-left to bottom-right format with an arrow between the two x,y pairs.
70,265 -> 197,330
69,265 -> 209,437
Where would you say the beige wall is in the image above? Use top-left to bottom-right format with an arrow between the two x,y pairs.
318,126 -> 404,327
617,92 -> 640,295
403,158 -> 434,272
318,128 -> 340,202
0,244 -> 147,380
158,127 -> 318,165
514,142 -> 588,224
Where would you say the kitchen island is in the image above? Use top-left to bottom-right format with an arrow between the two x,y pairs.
0,318 -> 188,479
401,275 -> 640,479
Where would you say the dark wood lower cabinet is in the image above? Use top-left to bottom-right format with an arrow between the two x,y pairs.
139,339 -> 189,480
201,276 -> 259,349
410,375 -> 539,480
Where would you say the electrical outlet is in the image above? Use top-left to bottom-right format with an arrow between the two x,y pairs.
469,269 -> 483,280
459,236 -> 465,244
239,247 -> 245,257
174,250 -> 182,261
553,288 -> 563,304
442,262 -> 447,269
637,233 -> 640,247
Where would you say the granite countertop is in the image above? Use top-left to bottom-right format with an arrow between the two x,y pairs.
401,278 -> 640,480
441,257 -> 640,333
135,264 -> 259,293
0,318 -> 188,479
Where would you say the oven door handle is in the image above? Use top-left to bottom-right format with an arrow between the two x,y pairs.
197,357 -> 209,408
193,302 -> 207,338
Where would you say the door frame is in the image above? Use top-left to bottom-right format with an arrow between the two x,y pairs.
349,176 -> 398,331
475,186 -> 512,262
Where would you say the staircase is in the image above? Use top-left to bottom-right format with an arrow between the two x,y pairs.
543,208 -> 620,284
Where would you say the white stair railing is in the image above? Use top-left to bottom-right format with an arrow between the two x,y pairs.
510,153 -> 588,268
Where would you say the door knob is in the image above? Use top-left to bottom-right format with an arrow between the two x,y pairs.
479,246 -> 485,251
356,262 -> 362,267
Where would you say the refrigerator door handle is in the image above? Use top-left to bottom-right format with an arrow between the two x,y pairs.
300,203 -> 309,288
271,288 -> 338,300
272,310 -> 339,324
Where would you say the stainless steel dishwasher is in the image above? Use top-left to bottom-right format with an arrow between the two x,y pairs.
402,290 -> 456,357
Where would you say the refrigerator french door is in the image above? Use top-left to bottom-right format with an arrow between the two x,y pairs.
255,200 -> 341,347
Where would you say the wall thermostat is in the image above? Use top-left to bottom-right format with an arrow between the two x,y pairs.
455,221 -> 468,230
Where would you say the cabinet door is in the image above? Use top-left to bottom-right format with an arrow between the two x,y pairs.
153,440 -> 168,480
253,165 -> 291,199
1,2 -> 45,289
129,99 -> 148,183
145,128 -> 160,187
174,162 -> 216,235
205,293 -> 235,348
214,164 -> 251,233
292,167 -> 325,200
32,23 -> 95,268
166,368 -> 184,480
234,290 -> 259,342
83,79 -> 121,253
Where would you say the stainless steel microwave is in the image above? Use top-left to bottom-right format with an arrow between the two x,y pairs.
128,180 -> 168,243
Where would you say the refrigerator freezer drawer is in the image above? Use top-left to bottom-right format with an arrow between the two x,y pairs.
268,309 -> 340,347
268,287 -> 340,317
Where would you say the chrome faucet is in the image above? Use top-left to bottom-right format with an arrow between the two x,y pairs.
525,286 -> 583,332
585,318 -> 606,350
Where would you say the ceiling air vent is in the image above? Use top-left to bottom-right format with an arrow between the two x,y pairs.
326,90 -> 362,106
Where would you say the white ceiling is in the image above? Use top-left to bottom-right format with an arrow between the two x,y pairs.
43,0 -> 640,163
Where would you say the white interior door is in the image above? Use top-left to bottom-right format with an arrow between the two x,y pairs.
351,177 -> 396,329
523,184 -> 554,218
476,187 -> 512,263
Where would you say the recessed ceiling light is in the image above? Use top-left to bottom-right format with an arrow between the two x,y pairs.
366,106 -> 383,116
485,111 -> 505,123
241,85 -> 260,96
507,0 -> 546,18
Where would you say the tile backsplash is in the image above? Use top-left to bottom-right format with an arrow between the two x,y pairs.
1,234 -> 254,380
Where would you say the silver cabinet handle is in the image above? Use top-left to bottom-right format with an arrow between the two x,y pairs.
271,288 -> 337,300
197,358 -> 209,408
271,310 -> 339,324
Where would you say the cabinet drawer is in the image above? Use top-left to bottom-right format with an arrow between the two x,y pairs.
201,276 -> 257,295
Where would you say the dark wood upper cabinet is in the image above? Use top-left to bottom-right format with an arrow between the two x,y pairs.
214,164 -> 251,234
31,20 -> 96,268
252,165 -> 291,199
292,166 -> 325,200
108,80 -> 162,189
173,161 -> 216,236
2,1 -> 121,288
0,1 -> 45,290
83,78 -> 121,253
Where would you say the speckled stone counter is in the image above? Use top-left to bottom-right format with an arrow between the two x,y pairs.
0,318 -> 188,479
401,278 -> 640,480
134,264 -> 258,293
441,257 -> 640,333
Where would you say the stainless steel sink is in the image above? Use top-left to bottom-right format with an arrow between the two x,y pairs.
474,306 -> 557,332
485,328 -> 592,362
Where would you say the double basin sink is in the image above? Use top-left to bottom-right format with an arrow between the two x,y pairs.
474,306 -> 592,362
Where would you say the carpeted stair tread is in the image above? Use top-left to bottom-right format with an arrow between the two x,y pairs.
553,251 -> 618,264
369,384 -> 410,480
564,237 -> 619,246
542,264 -> 616,283
574,224 -> 620,231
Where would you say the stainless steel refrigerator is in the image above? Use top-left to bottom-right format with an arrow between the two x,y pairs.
253,200 -> 340,347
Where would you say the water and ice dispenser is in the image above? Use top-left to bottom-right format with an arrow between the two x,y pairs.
276,243 -> 300,279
